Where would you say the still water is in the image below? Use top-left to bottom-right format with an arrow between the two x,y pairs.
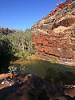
0,59 -> 75,84
13,59 -> 75,78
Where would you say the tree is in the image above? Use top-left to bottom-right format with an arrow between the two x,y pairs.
0,39 -> 15,66
71,1 -> 75,8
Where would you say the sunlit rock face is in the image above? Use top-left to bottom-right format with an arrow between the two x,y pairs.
32,0 -> 75,62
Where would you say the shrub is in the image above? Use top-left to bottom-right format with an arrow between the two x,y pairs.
64,6 -> 71,12
8,65 -> 18,73
50,58 -> 56,63
43,25 -> 50,30
45,18 -> 51,23
29,48 -> 35,54
38,50 -> 40,54
72,46 -> 75,51
71,1 -> 75,8
56,9 -> 63,15
21,52 -> 31,59
71,31 -> 75,37
50,24 -> 53,30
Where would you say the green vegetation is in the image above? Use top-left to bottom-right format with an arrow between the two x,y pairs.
43,24 -> 53,30
45,18 -> 51,23
43,24 -> 50,30
50,58 -> 56,63
8,65 -> 18,72
6,29 -> 33,53
71,1 -> 75,8
64,6 -> 71,12
72,46 -> 75,51
38,50 -> 40,54
50,24 -> 53,30
71,30 -> 75,37
55,9 -> 64,19
56,9 -> 62,14
0,27 -> 16,35
0,28 -> 35,69
56,9 -> 63,15
0,38 -> 16,65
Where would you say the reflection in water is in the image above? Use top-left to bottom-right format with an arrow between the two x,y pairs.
1,59 -> 75,84
44,68 -> 75,84
12,59 -> 75,84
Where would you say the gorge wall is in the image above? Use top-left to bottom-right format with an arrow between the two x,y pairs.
32,0 -> 75,62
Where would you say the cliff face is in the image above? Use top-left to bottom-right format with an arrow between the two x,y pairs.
32,0 -> 75,62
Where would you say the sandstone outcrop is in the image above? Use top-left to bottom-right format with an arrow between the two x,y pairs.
32,0 -> 75,63
0,73 -> 12,80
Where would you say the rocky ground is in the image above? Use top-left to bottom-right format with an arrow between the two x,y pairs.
35,54 -> 75,66
0,73 -> 75,100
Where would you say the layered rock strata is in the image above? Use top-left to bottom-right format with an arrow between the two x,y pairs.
32,0 -> 75,63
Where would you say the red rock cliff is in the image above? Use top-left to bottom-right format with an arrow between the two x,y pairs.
32,0 -> 75,62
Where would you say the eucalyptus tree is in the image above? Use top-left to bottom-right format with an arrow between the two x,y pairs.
6,28 -> 33,53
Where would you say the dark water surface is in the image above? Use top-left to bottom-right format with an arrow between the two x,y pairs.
0,59 -> 75,75
14,59 -> 75,78
0,59 -> 75,84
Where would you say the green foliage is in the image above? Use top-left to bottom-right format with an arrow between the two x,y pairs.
37,50 -> 40,54
0,28 -> 35,67
45,18 -> 51,23
8,65 -> 17,72
71,30 -> 75,37
43,25 -> 50,30
0,33 -> 3,38
71,1 -> 75,8
21,52 -> 31,59
50,58 -> 56,63
50,24 -> 53,29
67,6 -> 71,12
0,27 -> 16,35
56,9 -> 63,15
72,46 -> 75,51
64,6 -> 71,12
0,39 -> 16,64
42,24 -> 53,30
6,29 -> 33,57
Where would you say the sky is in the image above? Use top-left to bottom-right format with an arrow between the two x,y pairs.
0,0 -> 66,31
